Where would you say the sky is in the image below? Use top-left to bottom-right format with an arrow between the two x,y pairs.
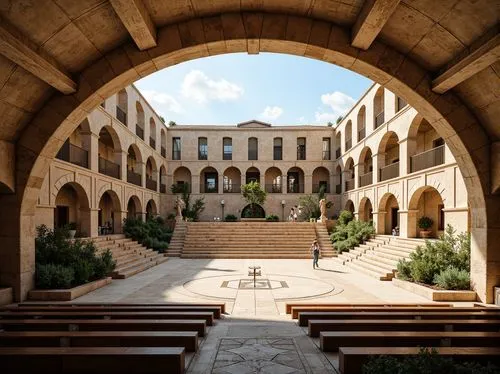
135,53 -> 373,126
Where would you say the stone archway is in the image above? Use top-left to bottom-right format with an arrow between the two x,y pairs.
241,204 -> 265,219
378,193 -> 400,235
146,199 -> 158,219
0,7 -> 497,301
53,182 -> 91,238
127,195 -> 143,221
98,190 -> 122,236
359,197 -> 373,223
344,200 -> 355,214
408,186 -> 446,239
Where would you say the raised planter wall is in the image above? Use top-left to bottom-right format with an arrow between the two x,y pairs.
392,278 -> 477,302
28,277 -> 112,301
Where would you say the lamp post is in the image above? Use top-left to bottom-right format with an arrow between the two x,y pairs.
281,200 -> 286,221
221,199 -> 225,221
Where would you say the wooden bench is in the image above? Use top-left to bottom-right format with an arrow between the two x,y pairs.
320,331 -> 500,352
5,305 -> 223,319
308,319 -> 500,337
0,311 -> 215,326
0,331 -> 199,352
285,303 -> 452,314
339,347 -> 500,374
298,310 -> 500,326
0,319 -> 207,337
0,346 -> 185,374
290,306 -> 494,319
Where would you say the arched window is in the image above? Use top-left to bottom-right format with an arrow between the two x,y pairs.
223,137 -> 232,160
248,137 -> 258,160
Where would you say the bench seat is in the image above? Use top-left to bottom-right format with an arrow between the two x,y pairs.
0,330 -> 199,351
0,346 -> 185,374
320,331 -> 500,352
285,303 -> 452,314
308,319 -> 500,337
339,347 -> 500,374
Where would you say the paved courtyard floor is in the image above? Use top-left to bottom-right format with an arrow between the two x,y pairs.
75,258 -> 470,373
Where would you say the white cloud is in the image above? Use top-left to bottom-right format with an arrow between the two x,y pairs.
314,91 -> 355,123
140,89 -> 184,114
297,116 -> 307,124
260,106 -> 284,120
181,70 -> 244,104
314,111 -> 339,123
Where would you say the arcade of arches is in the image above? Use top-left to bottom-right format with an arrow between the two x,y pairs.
0,1 -> 498,304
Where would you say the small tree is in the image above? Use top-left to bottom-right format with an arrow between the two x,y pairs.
168,120 -> 177,127
170,183 -> 205,221
241,181 -> 267,218
298,185 -> 333,221
159,116 -> 166,123
336,115 -> 343,124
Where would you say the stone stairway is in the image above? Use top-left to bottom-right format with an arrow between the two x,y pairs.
334,235 -> 426,281
181,222 -> 336,259
93,235 -> 168,279
166,221 -> 187,257
314,223 -> 337,257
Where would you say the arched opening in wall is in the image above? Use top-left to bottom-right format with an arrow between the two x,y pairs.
223,167 -> 241,193
264,167 -> 283,193
358,197 -> 373,223
246,167 -> 260,185
98,190 -> 121,235
335,132 -> 341,159
358,147 -> 373,187
345,120 -> 352,151
160,129 -> 166,158
56,122 -> 90,169
408,186 -> 445,239
344,158 -> 355,192
378,193 -> 399,235
312,167 -> 330,193
159,165 -> 167,193
149,118 -> 156,149
344,200 -> 355,214
145,157 -> 157,191
408,116 -> 445,173
146,199 -> 157,219
378,132 -> 400,182
287,167 -> 304,194
200,167 -> 218,193
135,101 -> 145,140
335,165 -> 342,194
126,144 -> 142,187
173,166 -> 191,193
116,89 -> 128,126
357,106 -> 366,141
54,182 -> 91,238
373,87 -> 385,129
127,195 -> 142,221
98,126 -> 121,180
241,204 -> 265,219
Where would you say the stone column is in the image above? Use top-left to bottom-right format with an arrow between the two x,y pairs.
342,171 -> 350,193
139,162 -> 146,187
401,209 -> 418,238
218,174 -> 224,194
398,138 -> 409,176
82,132 -> 99,172
354,164 -> 360,189
304,174 -> 312,194
114,211 -> 127,234
375,210 -> 386,234
281,175 -> 287,194
116,150 -> 127,182
81,208 -> 99,238
259,173 -> 265,190
192,174 -> 200,194
372,153 -> 380,184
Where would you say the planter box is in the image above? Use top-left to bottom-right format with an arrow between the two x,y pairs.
0,287 -> 13,305
392,278 -> 477,302
495,287 -> 500,306
28,277 -> 112,301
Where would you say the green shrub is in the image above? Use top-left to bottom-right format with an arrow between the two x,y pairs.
265,214 -> 279,222
434,266 -> 470,290
330,213 -> 374,253
123,216 -> 172,253
396,259 -> 412,281
225,214 -> 238,222
338,210 -> 354,225
36,264 -> 74,289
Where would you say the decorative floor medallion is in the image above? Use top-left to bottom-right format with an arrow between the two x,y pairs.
212,338 -> 307,373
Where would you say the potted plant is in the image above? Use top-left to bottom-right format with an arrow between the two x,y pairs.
67,222 -> 77,239
418,216 -> 433,238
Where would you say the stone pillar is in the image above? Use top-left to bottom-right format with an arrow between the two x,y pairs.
81,208 -> 99,238
304,174 -> 312,194
155,170 -> 160,192
282,175 -> 287,194
138,162 -> 146,187
372,153 -> 380,184
354,164 -> 360,189
443,208 -> 469,234
259,173 -> 265,190
116,150 -> 127,182
114,211 -> 127,234
401,209 -> 418,238
218,174 -> 224,194
192,174 -> 200,194
82,132 -> 99,172
398,138 -> 409,176
342,171 -> 350,193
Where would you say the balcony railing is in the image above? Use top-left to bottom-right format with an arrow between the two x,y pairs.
287,184 -> 304,193
335,184 -> 341,194
345,139 -> 352,151
99,157 -> 120,179
223,184 -> 241,193
116,106 -> 127,125
146,178 -> 157,191
202,184 -> 218,193
136,125 -> 144,140
312,184 -> 330,193
265,184 -> 282,193
127,170 -> 142,186
161,146 -> 166,158
198,152 -> 208,160
248,151 -> 258,160
359,172 -> 373,187
375,111 -> 385,128
379,162 -> 400,182
358,127 -> 366,141
345,179 -> 354,191
160,184 -> 166,193
171,183 -> 190,193
223,152 -> 232,160
410,145 -> 445,173
273,149 -> 282,160
322,151 -> 331,160
56,142 -> 89,169
150,137 -> 156,149
172,150 -> 181,160
336,148 -> 341,159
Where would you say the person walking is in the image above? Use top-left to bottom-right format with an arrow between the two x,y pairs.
311,239 -> 320,269
289,207 -> 295,222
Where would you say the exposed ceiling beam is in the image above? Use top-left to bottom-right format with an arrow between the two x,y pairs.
432,33 -> 500,94
0,20 -> 76,94
352,0 -> 401,50
110,0 -> 157,51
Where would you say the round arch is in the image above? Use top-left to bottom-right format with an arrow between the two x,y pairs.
378,192 -> 400,235
97,125 -> 122,153
287,166 -> 304,194
358,197 -> 373,223
378,131 -> 400,182
98,189 -> 122,235
356,105 -> 366,141
358,147 -> 373,186
146,199 -> 158,218
264,167 -> 283,193
241,204 -> 265,219
344,199 -> 355,214
223,166 -> 241,193
245,166 -> 261,184
312,166 -> 330,193
127,195 -> 143,220
200,166 -> 218,193
408,186 -> 446,239
54,181 -> 91,237
173,166 -> 192,193
5,10 -> 496,302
